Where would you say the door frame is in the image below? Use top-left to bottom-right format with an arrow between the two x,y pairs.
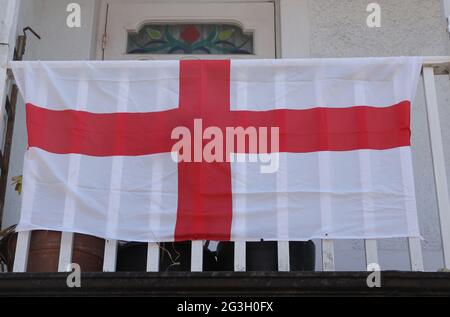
93,0 -> 310,60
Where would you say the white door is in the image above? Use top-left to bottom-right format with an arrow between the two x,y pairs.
100,1 -> 276,60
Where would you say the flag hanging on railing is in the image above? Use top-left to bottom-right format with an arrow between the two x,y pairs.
11,57 -> 422,242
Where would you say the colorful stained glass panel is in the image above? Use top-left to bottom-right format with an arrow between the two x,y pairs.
127,24 -> 254,55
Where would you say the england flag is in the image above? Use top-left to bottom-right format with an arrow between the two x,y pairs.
11,57 -> 422,242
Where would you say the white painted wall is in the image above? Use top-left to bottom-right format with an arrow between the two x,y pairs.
2,0 -> 450,272
0,0 -> 21,150
2,0 -> 99,229
0,0 -> 21,51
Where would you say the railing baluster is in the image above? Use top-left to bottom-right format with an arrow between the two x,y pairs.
423,66 -> 450,269
146,242 -> 160,272
191,241 -> 203,272
234,241 -> 246,271
364,239 -> 379,269
321,239 -> 335,271
13,231 -> 31,272
277,241 -> 290,271
58,232 -> 74,272
103,239 -> 118,272
408,237 -> 424,271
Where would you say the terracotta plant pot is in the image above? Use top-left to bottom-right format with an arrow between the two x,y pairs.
8,230 -> 105,272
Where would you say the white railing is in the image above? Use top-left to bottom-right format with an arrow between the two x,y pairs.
9,57 -> 450,273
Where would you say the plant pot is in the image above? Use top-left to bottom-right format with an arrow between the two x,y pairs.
8,230 -> 105,272
216,241 -> 315,271
117,241 -> 218,272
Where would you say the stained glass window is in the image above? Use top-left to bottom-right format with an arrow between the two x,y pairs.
127,24 -> 254,55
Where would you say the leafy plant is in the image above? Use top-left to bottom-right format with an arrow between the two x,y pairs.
0,225 -> 16,272
12,175 -> 22,195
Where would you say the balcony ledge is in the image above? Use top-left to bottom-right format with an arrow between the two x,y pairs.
0,271 -> 450,296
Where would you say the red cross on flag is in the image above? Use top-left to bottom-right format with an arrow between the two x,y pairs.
11,58 -> 422,242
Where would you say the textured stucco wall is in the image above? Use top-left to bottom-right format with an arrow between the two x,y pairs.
308,0 -> 450,271
3,0 -> 450,272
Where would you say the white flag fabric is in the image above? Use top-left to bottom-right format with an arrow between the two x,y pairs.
11,57 -> 422,242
